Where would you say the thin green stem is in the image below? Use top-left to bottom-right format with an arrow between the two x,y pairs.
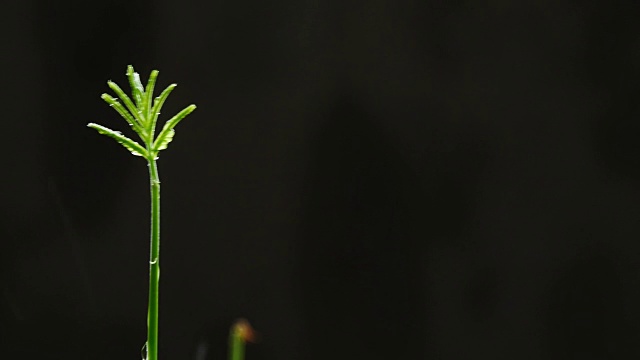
229,326 -> 245,360
229,333 -> 244,360
228,319 -> 254,360
147,157 -> 161,360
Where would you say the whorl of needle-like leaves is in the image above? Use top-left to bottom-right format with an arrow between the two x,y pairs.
88,65 -> 196,159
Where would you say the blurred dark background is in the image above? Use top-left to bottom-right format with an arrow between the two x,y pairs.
2,1 -> 640,359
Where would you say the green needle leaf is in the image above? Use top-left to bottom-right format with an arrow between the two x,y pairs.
87,123 -> 148,157
101,94 -> 146,138
107,80 -> 144,126
152,104 -> 197,152
144,70 -> 159,125
134,73 -> 145,96
127,65 -> 145,109
154,129 -> 175,152
149,84 -> 177,136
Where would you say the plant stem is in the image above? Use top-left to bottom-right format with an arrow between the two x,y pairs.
229,325 -> 245,360
228,319 -> 254,360
147,157 -> 161,360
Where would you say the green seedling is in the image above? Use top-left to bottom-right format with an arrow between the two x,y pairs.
88,65 -> 196,360
229,319 -> 256,360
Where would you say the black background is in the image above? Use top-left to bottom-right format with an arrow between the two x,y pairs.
2,1 -> 640,359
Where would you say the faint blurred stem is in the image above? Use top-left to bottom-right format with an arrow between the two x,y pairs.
229,319 -> 255,360
229,329 -> 244,360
